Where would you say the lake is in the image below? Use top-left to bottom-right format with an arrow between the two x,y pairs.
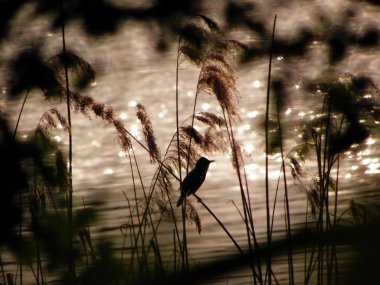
1,1 -> 380,284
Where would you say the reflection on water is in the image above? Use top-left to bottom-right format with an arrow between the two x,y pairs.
1,1 -> 380,284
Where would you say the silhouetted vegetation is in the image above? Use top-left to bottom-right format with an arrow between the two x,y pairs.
1,1 -> 380,284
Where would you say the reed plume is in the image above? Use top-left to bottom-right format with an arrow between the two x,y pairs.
197,40 -> 246,118
146,110 -> 230,235
203,127 -> 229,154
179,16 -> 221,66
185,201 -> 202,234
18,50 -> 133,152
38,108 -> 70,136
47,51 -> 95,93
194,112 -> 225,128
136,104 -> 161,163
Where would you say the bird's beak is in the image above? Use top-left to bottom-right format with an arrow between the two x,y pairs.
210,160 -> 215,163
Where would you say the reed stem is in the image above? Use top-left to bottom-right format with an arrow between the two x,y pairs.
264,14 -> 277,285
60,1 -> 75,282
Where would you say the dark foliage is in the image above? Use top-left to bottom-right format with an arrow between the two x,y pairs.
0,0 -> 202,39
0,116 -> 57,247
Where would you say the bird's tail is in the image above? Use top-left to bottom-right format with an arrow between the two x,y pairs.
176,195 -> 184,207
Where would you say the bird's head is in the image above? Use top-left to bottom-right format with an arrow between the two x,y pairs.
196,157 -> 214,168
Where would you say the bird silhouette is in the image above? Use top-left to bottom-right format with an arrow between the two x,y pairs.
176,157 -> 214,207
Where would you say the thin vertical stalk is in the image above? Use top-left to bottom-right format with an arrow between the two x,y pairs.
125,151 -> 146,272
175,37 -> 190,272
181,48 -> 210,272
127,150 -> 144,251
278,120 -> 294,285
118,226 -> 128,285
0,252 -> 6,285
123,193 -> 143,279
319,97 -> 333,285
181,200 -> 189,271
60,0 -> 73,221
223,109 -> 260,283
271,81 -> 294,284
13,88 -> 30,139
129,147 -> 167,273
13,89 -> 30,285
60,1 -> 75,282
19,178 -> 24,285
241,154 -> 263,283
264,14 -> 277,285
176,37 -> 182,185
173,229 -> 177,273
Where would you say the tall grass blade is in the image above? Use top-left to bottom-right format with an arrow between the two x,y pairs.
264,14 -> 277,285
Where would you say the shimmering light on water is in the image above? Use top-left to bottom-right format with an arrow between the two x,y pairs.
119,112 -> 128,120
243,143 -> 255,155
91,140 -> 101,148
362,158 -> 372,165
256,168 -> 282,180
366,169 -> 380,174
238,123 -> 251,134
275,156 -> 283,163
357,150 -> 371,158
104,168 -> 114,175
130,123 -> 140,138
252,80 -> 262,88
298,111 -> 306,117
247,110 -> 259,118
245,163 -> 260,181
2,3 -> 380,283
366,137 -> 376,145
201,103 -> 210,111
128,100 -> 137,107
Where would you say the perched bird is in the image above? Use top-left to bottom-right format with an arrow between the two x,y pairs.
176,157 -> 214,207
